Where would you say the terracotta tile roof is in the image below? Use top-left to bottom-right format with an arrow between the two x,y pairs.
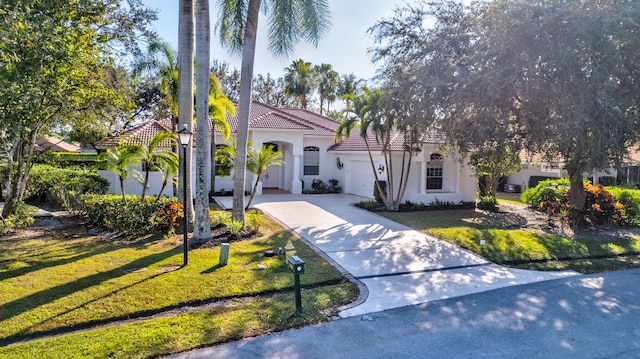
279,108 -> 340,135
94,120 -> 174,149
224,101 -> 328,133
35,135 -> 80,152
328,128 -> 444,152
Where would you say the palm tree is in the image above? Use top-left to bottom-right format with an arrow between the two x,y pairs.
133,41 -> 179,125
97,145 -> 145,203
208,73 -> 234,196
139,131 -> 178,201
284,59 -> 316,109
245,144 -> 284,209
214,140 -> 284,210
339,73 -> 363,111
178,0 -> 194,228
217,0 -> 331,225
314,63 -> 339,114
194,0 -> 212,241
156,154 -> 179,201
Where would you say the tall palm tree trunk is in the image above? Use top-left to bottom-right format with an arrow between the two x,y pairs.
193,0 -> 212,242
232,0 -> 261,224
178,0 -> 194,228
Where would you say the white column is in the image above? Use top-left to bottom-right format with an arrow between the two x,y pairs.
292,154 -> 302,194
420,160 -> 427,194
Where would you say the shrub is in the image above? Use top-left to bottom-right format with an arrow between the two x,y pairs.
77,194 -> 173,237
209,210 -> 231,226
327,179 -> 341,193
528,175 -> 558,189
305,179 -> 341,194
246,210 -> 263,232
0,201 -> 37,235
24,164 -> 109,210
157,201 -> 183,230
311,179 -> 328,192
583,183 -> 622,226
224,219 -> 243,239
373,180 -> 387,204
521,178 -> 570,209
524,178 -> 630,226
477,195 -> 498,210
606,187 -> 640,226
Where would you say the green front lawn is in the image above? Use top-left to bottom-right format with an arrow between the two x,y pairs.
381,208 -> 640,273
0,216 -> 357,358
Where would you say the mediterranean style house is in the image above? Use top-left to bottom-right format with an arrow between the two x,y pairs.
95,101 -> 477,204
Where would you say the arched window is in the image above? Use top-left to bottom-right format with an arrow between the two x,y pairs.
426,153 -> 443,190
304,146 -> 320,175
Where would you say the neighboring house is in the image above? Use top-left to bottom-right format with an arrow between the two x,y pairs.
506,150 -> 628,193
35,135 -> 81,153
95,101 -> 477,204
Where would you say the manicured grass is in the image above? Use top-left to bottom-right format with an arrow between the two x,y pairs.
0,284 -> 358,359
0,215 -> 357,356
381,209 -> 640,273
495,192 -> 525,205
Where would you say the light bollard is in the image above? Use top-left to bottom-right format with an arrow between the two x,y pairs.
287,255 -> 305,314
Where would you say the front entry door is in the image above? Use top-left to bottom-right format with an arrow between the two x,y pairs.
262,143 -> 280,188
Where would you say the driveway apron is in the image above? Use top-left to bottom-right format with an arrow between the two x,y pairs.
216,193 -> 578,317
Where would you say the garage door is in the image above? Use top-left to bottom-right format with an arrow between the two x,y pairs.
346,160 -> 374,198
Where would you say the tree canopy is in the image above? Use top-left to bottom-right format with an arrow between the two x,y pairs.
0,0 -> 156,216
370,0 -> 640,227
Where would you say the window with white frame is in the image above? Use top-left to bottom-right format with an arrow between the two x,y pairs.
426,153 -> 443,190
304,146 -> 320,175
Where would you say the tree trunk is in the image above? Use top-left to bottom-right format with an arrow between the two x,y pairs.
245,172 -> 262,210
232,0 -> 261,224
192,0 -> 212,242
141,169 -> 150,201
178,0 -> 194,228
568,168 -> 586,230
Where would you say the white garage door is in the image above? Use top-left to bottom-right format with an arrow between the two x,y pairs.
346,160 -> 374,198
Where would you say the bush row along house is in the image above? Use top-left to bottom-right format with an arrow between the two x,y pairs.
95,101 -> 478,203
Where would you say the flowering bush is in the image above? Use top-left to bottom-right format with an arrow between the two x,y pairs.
524,179 -> 627,227
583,183 -> 623,226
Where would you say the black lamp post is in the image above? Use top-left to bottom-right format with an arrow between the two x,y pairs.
177,124 -> 192,266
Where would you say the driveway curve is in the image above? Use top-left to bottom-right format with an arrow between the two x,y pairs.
216,193 -> 578,317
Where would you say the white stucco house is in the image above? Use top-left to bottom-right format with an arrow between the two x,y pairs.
505,150 -> 630,193
95,101 -> 477,204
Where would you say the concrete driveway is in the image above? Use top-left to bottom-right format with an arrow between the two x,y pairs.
215,193 -> 578,317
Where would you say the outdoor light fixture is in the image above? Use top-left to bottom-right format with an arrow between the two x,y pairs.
177,124 -> 192,266
378,164 -> 385,175
336,157 -> 344,170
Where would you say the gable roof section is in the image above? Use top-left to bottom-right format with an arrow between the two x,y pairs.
328,129 -> 444,152
95,120 -> 174,149
224,101 -> 337,135
35,135 -> 81,153
279,108 -> 340,135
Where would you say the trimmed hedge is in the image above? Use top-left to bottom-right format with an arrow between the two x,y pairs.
77,194 -> 176,237
24,164 -> 109,209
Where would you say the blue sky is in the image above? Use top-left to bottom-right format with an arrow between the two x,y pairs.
140,0 -> 407,80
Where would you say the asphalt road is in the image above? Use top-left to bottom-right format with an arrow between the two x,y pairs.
166,269 -> 640,359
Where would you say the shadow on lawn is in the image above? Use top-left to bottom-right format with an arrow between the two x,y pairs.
0,240 -> 123,282
0,247 -> 178,345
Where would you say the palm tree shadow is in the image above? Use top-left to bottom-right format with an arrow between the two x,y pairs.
0,248 -> 178,343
